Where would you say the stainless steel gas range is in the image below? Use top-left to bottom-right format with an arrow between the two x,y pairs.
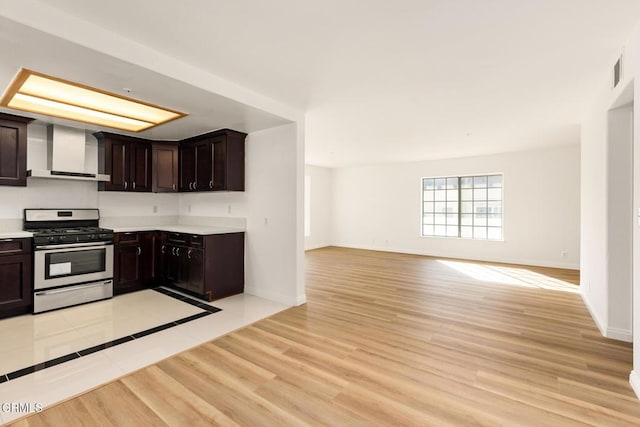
24,209 -> 114,313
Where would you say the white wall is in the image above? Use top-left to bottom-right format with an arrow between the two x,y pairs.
331,144 -> 580,269
581,37 -> 636,343
304,165 -> 333,250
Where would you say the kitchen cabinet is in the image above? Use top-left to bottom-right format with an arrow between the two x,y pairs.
113,232 -> 156,295
161,232 -> 244,301
95,132 -> 152,192
152,143 -> 178,192
0,237 -> 32,318
0,113 -> 34,186
179,129 -> 246,192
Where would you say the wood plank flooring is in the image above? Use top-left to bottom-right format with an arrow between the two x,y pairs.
8,247 -> 640,426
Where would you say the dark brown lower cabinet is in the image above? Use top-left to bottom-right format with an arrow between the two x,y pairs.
114,232 -> 156,295
0,238 -> 32,318
161,232 -> 244,301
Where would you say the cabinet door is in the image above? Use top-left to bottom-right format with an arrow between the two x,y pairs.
210,136 -> 226,190
108,139 -> 129,191
186,248 -> 204,294
195,139 -> 211,191
153,145 -> 178,192
0,118 -> 28,186
0,254 -> 32,316
140,232 -> 155,284
179,145 -> 195,191
114,244 -> 142,294
130,142 -> 152,192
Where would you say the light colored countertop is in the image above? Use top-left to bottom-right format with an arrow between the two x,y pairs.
106,224 -> 245,235
0,231 -> 33,239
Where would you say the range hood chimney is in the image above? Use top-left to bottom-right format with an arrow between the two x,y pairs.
27,124 -> 110,182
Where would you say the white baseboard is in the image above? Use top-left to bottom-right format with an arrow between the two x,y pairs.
580,287 -> 608,337
630,371 -> 640,400
331,243 -> 580,270
244,285 -> 306,307
606,326 -> 633,342
305,243 -> 331,251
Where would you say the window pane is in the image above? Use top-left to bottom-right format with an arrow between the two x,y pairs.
474,201 -> 487,213
422,174 -> 501,241
461,226 -> 473,238
423,190 -> 434,202
473,188 -> 487,200
488,214 -> 502,227
424,202 -> 435,213
488,188 -> 502,201
473,176 -> 487,188
487,227 -> 502,240
446,213 -> 458,225
488,175 -> 502,187
423,178 -> 435,190
487,201 -> 502,215
474,213 -> 487,226
473,227 -> 487,239
461,189 -> 473,200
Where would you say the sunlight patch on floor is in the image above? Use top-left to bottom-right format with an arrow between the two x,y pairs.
438,260 -> 579,293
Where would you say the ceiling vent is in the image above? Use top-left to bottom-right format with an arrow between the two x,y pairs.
613,55 -> 622,89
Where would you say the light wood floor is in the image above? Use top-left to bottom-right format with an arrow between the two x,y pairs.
9,247 -> 640,426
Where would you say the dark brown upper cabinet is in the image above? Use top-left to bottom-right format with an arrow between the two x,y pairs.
179,129 -> 246,192
0,113 -> 34,186
95,132 -> 152,192
153,143 -> 179,192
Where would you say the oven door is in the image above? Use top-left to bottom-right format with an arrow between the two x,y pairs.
34,242 -> 114,290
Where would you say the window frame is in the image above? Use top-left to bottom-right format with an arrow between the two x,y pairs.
420,173 -> 504,241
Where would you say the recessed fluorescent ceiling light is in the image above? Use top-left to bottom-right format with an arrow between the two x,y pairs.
0,68 -> 186,132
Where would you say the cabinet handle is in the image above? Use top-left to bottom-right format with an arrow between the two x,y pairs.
172,247 -> 176,256
176,247 -> 181,256
124,181 -> 128,190
172,183 -> 176,190
137,246 -> 141,256
209,180 -> 213,189
189,182 -> 193,190
193,182 -> 197,190
161,245 -> 166,254
187,249 -> 192,260
133,181 -> 136,190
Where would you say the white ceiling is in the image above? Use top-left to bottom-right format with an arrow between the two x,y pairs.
2,1 -> 640,166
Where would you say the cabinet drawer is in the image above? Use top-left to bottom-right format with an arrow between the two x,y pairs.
114,232 -> 140,244
0,238 -> 31,255
166,233 -> 188,245
189,235 -> 204,247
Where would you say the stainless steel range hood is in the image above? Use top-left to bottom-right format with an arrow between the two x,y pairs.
27,125 -> 110,182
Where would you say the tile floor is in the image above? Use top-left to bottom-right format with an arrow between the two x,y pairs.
0,289 -> 289,425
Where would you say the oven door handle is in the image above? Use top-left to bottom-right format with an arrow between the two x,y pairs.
35,281 -> 112,296
36,241 -> 112,250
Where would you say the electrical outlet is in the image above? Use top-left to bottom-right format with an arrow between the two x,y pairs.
561,251 -> 567,258
152,205 -> 158,214
264,217 -> 268,225
187,204 -> 191,213
228,205 -> 232,214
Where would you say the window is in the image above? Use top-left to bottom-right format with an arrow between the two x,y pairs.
422,174 -> 502,240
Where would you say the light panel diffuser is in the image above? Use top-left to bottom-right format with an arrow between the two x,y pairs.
0,69 -> 186,132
